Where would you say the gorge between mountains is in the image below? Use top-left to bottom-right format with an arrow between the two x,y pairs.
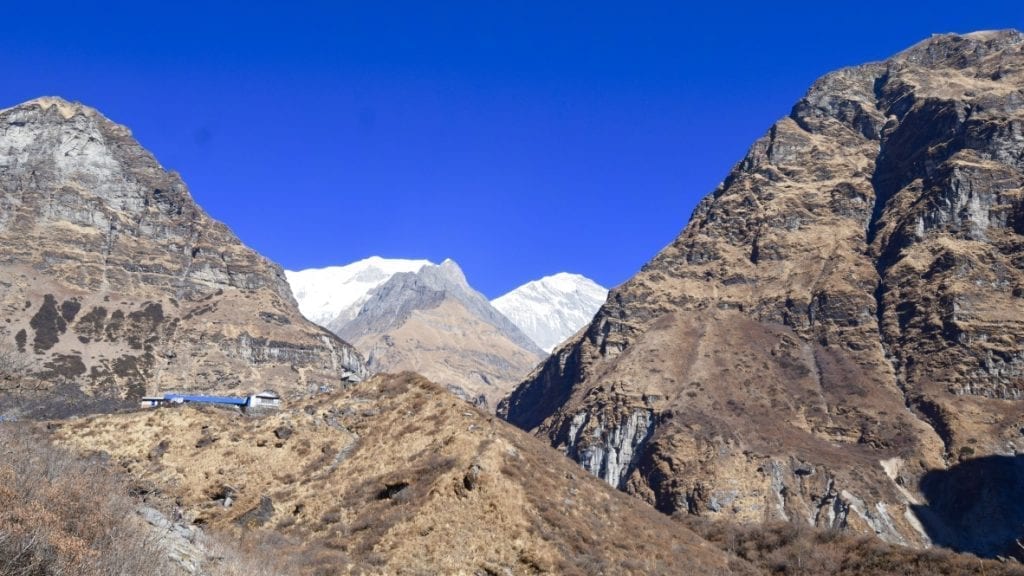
2,29 -> 1024,576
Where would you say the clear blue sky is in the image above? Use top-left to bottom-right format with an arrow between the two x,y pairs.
2,2 -> 1022,297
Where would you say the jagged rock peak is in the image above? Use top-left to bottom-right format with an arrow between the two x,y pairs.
340,256 -> 544,357
1,96 -> 102,120
436,257 -> 470,284
288,256 -> 544,409
894,29 -> 1024,67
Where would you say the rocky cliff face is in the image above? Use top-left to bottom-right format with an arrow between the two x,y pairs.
0,97 -> 365,417
501,31 -> 1024,554
305,259 -> 546,409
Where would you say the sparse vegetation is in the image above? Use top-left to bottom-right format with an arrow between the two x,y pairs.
5,372 -> 1022,575
0,424 -> 175,576
50,373 -> 742,574
0,332 -> 32,390
679,516 -> 1024,576
0,422 -> 318,576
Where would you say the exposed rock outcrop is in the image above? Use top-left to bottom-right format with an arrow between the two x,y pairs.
341,259 -> 538,353
564,407 -> 654,489
0,97 -> 365,417
501,30 -> 1024,553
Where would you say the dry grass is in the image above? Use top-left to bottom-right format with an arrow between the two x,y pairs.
680,516 -> 1024,576
10,371 -> 1017,575
0,424 -> 176,576
53,372 -> 742,575
0,332 -> 32,394
0,421 -> 331,576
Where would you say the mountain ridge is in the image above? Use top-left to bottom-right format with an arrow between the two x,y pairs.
0,96 -> 366,418
339,259 -> 541,354
501,29 -> 1024,556
52,372 -> 744,575
286,257 -> 433,331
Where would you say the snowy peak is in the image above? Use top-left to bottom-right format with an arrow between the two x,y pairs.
492,273 -> 607,353
288,261 -> 606,355
437,258 -> 469,285
285,256 -> 545,409
285,257 -> 432,329
341,258 -> 542,356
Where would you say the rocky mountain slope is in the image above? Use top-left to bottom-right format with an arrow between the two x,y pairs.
501,30 -> 1024,557
0,97 -> 365,418
52,372 -> 743,575
290,258 -> 544,408
492,272 -> 608,352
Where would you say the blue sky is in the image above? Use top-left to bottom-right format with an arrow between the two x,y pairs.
2,2 -> 1022,297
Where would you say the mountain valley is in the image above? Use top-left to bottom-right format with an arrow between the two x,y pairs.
3,28 -> 1024,576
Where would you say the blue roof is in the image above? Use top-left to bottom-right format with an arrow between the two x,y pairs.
163,394 -> 248,406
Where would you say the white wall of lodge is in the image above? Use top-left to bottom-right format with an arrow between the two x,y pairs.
247,394 -> 282,408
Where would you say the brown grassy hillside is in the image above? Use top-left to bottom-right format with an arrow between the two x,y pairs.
0,425 -> 175,576
9,371 -> 1021,575
53,373 -> 741,575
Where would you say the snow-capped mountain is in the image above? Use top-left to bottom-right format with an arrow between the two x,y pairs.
285,257 -> 431,332
492,273 -> 607,353
286,257 -> 544,409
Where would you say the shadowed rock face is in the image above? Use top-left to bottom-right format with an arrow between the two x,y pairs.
0,97 -> 365,417
913,454 -> 1024,558
501,30 -> 1024,550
